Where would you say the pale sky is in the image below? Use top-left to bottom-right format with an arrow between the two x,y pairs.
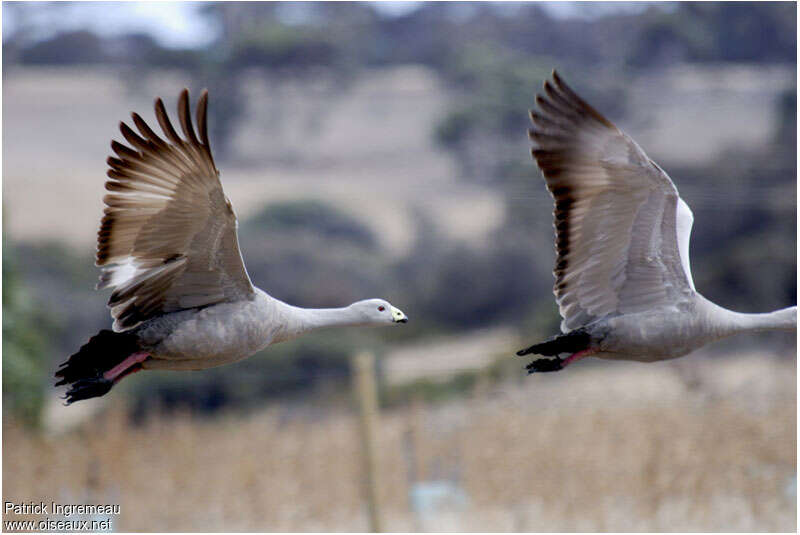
3,2 -> 217,48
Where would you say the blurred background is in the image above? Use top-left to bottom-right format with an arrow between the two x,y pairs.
2,1 -> 796,531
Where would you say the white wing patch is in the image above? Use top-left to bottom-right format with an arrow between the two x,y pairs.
110,258 -> 138,286
675,197 -> 695,291
100,257 -> 147,289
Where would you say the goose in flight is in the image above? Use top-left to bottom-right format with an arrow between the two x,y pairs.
518,71 -> 796,372
56,89 -> 408,403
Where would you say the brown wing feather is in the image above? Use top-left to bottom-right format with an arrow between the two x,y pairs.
97,89 -> 254,332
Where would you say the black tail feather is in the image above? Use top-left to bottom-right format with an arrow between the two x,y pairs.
525,357 -> 564,373
61,378 -> 114,404
517,329 -> 590,357
55,329 -> 140,404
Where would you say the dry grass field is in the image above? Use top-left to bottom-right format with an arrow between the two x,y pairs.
4,351 -> 795,532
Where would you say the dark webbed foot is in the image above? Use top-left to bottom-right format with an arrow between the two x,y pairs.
526,357 -> 564,373
517,329 -> 591,357
62,377 -> 113,405
517,329 -> 593,375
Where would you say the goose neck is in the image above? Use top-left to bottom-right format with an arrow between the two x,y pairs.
700,297 -> 797,336
274,301 -> 365,341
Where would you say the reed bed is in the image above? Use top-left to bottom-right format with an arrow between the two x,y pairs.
4,352 -> 795,531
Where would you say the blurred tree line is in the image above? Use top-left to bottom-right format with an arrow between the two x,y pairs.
4,2 -> 795,158
3,2 -> 795,425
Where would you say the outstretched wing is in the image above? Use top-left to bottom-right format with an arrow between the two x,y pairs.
529,71 -> 696,332
98,89 -> 254,331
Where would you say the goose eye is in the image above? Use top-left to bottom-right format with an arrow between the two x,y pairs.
378,306 -> 386,312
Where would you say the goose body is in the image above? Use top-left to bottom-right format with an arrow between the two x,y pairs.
591,296 -> 795,362
138,288 -> 402,369
56,89 -> 407,403
518,71 -> 796,372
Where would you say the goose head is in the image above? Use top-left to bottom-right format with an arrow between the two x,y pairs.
350,299 -> 408,325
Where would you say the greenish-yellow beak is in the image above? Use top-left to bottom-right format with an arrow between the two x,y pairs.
390,306 -> 408,323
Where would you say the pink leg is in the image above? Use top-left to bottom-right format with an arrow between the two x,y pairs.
104,351 -> 149,381
113,363 -> 143,384
563,348 -> 598,367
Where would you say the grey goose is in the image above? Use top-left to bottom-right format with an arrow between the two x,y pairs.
56,89 -> 407,403
518,71 -> 796,372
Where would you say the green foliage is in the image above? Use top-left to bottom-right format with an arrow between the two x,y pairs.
19,30 -> 107,64
2,240 -> 59,427
239,201 -> 384,308
435,109 -> 474,150
391,209 -> 551,333
406,243 -> 543,330
382,351 -> 526,408
433,41 -> 632,183
8,3 -> 795,71
127,331 -> 378,417
628,3 -> 796,66
433,45 -> 552,177
242,200 -> 376,249
678,153 -> 796,314
383,371 -> 479,407
231,23 -> 339,69
774,89 -> 797,148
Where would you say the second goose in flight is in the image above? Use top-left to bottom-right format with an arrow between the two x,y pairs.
518,71 -> 796,372
56,89 -> 408,403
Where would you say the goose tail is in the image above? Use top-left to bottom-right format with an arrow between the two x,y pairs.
55,329 -> 143,404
